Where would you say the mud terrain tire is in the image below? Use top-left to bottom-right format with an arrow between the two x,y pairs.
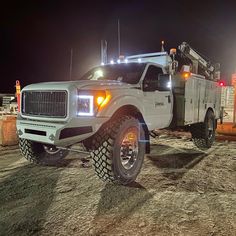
191,110 -> 216,150
91,116 -> 146,185
19,138 -> 69,165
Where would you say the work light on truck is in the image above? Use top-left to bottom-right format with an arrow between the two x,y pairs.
77,90 -> 111,116
180,65 -> 191,79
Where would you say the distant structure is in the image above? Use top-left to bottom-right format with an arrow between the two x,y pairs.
0,94 -> 15,113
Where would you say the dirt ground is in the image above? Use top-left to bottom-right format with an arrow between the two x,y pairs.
0,134 -> 236,236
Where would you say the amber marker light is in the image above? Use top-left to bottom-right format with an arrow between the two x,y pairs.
180,65 -> 191,80
96,96 -> 105,105
127,132 -> 136,141
182,72 -> 191,79
95,91 -> 111,109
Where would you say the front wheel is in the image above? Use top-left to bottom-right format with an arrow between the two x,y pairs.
91,116 -> 146,185
191,110 -> 216,150
19,138 -> 69,165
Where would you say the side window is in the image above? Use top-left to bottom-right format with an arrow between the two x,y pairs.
143,65 -> 163,91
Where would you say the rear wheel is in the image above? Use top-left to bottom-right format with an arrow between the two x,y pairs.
191,110 -> 216,150
19,138 -> 69,165
91,116 -> 146,185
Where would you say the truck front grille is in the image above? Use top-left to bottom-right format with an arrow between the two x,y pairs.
22,91 -> 67,118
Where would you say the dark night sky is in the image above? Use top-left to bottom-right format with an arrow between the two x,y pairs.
1,0 -> 236,93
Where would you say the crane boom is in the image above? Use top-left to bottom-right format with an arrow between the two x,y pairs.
178,42 -> 220,80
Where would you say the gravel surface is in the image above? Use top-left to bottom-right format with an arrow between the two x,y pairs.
0,134 -> 235,236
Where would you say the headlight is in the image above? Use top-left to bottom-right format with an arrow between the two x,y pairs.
77,90 -> 111,116
78,95 -> 94,116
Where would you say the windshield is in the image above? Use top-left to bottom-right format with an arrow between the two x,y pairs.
80,63 -> 146,84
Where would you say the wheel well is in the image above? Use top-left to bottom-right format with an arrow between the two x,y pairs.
206,107 -> 217,128
83,105 -> 150,153
206,107 -> 214,116
110,105 -> 150,154
188,107 -> 215,132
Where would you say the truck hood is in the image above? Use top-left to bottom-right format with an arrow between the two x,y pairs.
22,80 -> 137,91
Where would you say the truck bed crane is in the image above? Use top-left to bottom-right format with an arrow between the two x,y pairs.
178,42 -> 220,81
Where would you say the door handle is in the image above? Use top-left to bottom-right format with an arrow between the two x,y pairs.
165,95 -> 171,103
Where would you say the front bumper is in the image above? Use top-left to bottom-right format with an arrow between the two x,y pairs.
17,116 -> 109,147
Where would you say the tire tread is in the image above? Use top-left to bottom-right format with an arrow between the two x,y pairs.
91,116 -> 133,184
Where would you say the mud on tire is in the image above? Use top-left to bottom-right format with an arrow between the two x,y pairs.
91,116 -> 146,185
19,138 -> 69,165
191,110 -> 216,150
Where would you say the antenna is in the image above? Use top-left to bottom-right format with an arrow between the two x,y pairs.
118,19 -> 121,57
161,40 -> 165,52
69,48 -> 73,80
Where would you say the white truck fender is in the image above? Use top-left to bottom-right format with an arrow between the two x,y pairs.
98,94 -> 147,123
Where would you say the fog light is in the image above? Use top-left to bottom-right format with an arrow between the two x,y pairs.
18,129 -> 23,136
49,134 -> 55,141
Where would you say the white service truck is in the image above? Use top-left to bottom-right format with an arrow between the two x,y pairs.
17,42 -> 221,185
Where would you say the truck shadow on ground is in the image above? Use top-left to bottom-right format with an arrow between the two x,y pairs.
51,151 -> 91,168
146,144 -> 207,180
93,182 -> 154,234
0,163 -> 61,235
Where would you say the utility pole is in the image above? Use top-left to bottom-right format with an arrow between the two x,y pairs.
69,48 -> 73,80
118,19 -> 121,57
101,40 -> 108,64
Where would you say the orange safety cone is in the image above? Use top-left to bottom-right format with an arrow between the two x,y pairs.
15,80 -> 21,112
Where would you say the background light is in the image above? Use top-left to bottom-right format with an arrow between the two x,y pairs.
110,59 -> 114,64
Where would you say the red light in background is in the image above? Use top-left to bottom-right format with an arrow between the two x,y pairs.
218,80 -> 226,87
